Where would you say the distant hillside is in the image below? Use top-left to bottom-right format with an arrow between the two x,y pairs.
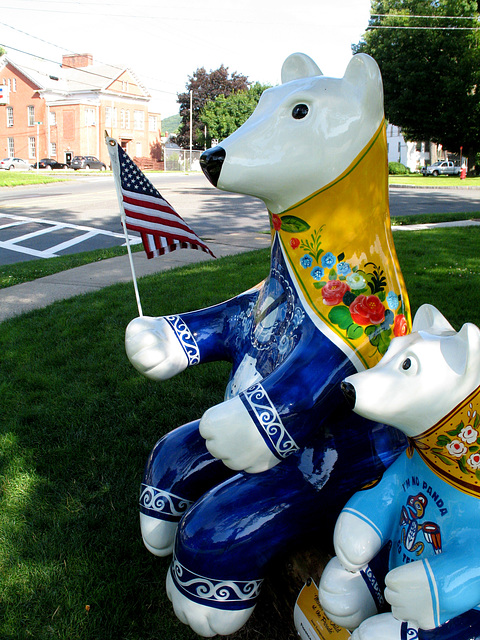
161,114 -> 181,135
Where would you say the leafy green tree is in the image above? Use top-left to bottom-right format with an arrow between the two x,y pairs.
354,0 -> 480,170
177,65 -> 250,149
200,82 -> 271,145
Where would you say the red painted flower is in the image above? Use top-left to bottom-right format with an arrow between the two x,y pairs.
393,314 -> 408,337
349,294 -> 385,326
322,280 -> 350,306
290,237 -> 300,249
272,214 -> 282,231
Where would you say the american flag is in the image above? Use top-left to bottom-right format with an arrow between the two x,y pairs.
114,142 -> 215,259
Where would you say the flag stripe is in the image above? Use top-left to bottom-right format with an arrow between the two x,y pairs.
123,204 -> 194,232
124,218 -> 209,247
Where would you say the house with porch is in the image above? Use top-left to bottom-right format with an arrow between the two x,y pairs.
0,53 -> 161,167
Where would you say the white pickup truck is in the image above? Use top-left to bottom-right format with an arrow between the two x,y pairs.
422,161 -> 462,176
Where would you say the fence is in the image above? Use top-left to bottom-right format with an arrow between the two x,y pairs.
164,147 -> 203,172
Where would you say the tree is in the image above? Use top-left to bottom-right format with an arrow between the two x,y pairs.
200,82 -> 271,145
176,65 -> 250,149
354,0 -> 480,169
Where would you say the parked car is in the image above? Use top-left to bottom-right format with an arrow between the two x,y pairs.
0,157 -> 32,171
70,155 -> 106,171
421,161 -> 462,176
31,158 -> 68,170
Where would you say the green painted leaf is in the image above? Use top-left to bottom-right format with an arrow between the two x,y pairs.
436,435 -> 451,446
328,269 -> 337,280
347,324 -> 364,340
280,215 -> 311,233
328,305 -> 353,330
313,281 -> 326,289
337,252 -> 345,262
447,422 -> 464,436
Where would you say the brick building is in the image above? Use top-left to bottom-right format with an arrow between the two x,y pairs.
0,53 -> 161,166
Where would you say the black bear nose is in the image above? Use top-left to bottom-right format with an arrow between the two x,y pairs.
200,146 -> 226,187
341,381 -> 356,409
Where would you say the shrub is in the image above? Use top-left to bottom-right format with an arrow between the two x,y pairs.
388,161 -> 409,175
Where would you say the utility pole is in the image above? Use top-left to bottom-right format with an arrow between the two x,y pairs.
36,121 -> 42,171
189,89 -> 193,172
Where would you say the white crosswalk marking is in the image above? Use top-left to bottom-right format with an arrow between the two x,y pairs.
0,213 -> 141,259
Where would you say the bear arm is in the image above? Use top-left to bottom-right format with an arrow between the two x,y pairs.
391,550 -> 480,628
334,469 -> 400,571
176,287 -> 260,364
334,511 -> 382,572
251,331 -> 353,447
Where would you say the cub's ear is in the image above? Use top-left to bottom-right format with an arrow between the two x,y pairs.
412,304 -> 455,335
445,322 -> 480,377
281,53 -> 322,84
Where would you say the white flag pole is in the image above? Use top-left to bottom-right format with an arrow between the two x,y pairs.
105,133 -> 143,317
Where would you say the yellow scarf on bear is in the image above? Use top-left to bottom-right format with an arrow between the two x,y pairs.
272,120 -> 411,370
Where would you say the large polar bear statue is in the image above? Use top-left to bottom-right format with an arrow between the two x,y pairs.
125,52 -> 411,637
319,305 -> 480,640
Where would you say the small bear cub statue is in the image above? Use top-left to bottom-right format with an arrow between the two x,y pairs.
319,304 -> 480,640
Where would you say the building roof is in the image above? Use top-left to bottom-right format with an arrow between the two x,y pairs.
0,53 -> 150,99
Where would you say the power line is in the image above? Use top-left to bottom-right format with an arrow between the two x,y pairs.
368,25 -> 479,30
372,13 -> 480,20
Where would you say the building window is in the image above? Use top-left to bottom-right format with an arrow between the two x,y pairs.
105,107 -> 112,127
125,110 -> 130,129
28,136 -> 36,158
12,78 -> 16,92
7,137 -> 14,156
49,110 -> 56,126
120,109 -> 125,129
149,115 -> 158,132
136,142 -> 142,156
50,142 -> 57,156
85,108 -> 96,126
6,106 -> 13,127
28,106 -> 35,126
134,110 -> 144,130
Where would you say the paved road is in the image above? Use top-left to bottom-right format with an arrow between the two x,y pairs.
0,174 -> 479,265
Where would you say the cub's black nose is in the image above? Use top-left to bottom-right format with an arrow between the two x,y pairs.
341,381 -> 356,409
200,146 -> 226,187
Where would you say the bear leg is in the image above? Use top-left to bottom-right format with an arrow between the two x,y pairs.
166,451 -> 339,636
140,419 -> 235,556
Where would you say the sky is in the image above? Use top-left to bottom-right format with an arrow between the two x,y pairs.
0,0 -> 371,118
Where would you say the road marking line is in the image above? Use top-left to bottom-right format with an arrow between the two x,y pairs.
0,213 -> 141,259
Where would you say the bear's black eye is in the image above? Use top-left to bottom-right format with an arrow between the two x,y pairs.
402,358 -> 411,370
292,104 -> 309,119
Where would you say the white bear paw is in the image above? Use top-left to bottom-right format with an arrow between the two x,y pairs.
199,395 -> 279,473
166,569 -> 255,637
125,316 -> 188,380
318,557 -> 378,630
350,613 -> 409,640
140,513 -> 177,557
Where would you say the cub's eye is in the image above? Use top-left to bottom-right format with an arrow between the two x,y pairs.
292,104 -> 309,119
400,356 -> 418,375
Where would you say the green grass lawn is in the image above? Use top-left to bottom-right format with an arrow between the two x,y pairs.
1,228 -> 480,639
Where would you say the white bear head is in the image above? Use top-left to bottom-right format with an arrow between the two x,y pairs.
342,305 -> 480,438
200,52 -> 384,214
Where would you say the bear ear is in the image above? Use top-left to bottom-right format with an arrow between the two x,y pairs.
442,322 -> 480,376
343,53 -> 381,85
281,53 -> 322,84
412,304 -> 456,335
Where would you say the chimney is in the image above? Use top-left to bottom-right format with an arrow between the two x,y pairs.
62,54 -> 93,69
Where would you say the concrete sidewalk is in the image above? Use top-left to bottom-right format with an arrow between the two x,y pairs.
0,231 -> 271,323
1,219 -> 480,323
